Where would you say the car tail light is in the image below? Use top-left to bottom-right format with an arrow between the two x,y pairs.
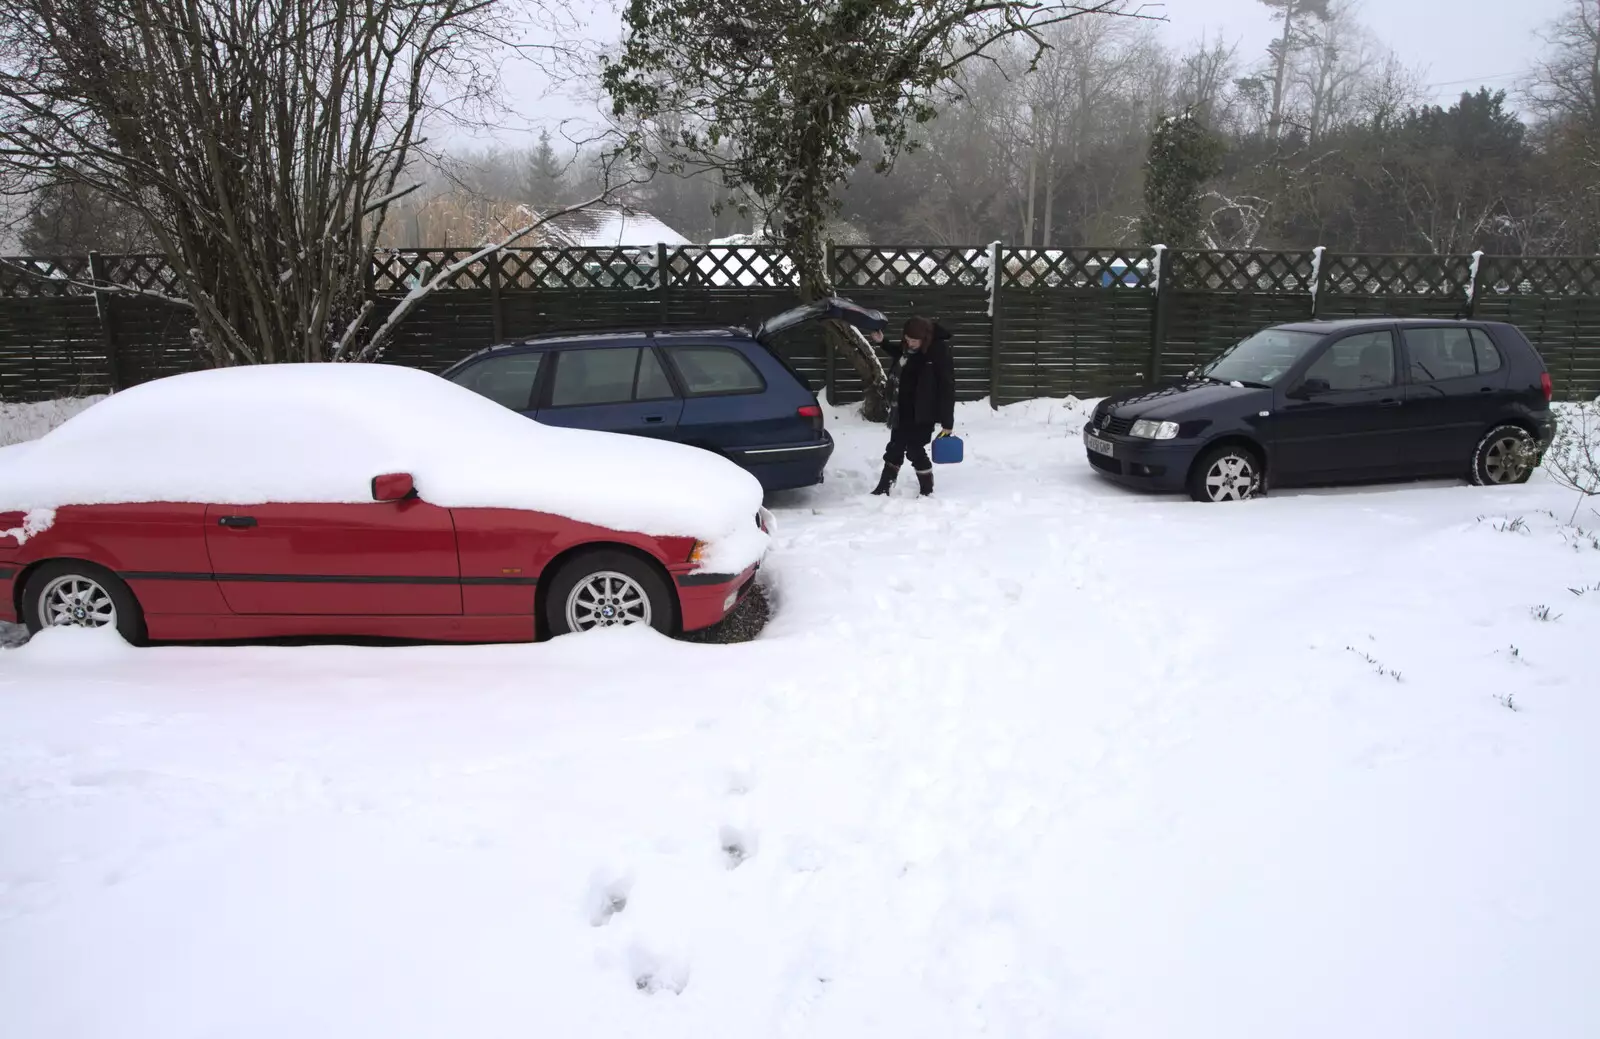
798,404 -> 823,432
1540,372 -> 1552,401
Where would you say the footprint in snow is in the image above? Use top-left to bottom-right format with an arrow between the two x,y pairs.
630,944 -> 691,995
720,823 -> 759,870
586,870 -> 633,927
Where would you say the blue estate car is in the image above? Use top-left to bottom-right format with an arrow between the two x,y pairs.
441,299 -> 886,493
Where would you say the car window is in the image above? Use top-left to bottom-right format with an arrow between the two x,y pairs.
1471,328 -> 1503,373
636,348 -> 676,400
1303,330 -> 1397,391
1403,328 -> 1477,382
665,346 -> 766,396
550,347 -> 641,407
449,352 -> 543,410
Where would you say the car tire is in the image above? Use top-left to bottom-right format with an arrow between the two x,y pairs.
1470,424 -> 1537,487
20,560 -> 147,644
1187,443 -> 1264,503
544,549 -> 676,638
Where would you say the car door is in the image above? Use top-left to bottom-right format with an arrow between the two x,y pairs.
203,500 -> 462,615
1400,326 -> 1513,473
1271,328 -> 1417,482
661,342 -> 785,451
533,344 -> 684,438
443,349 -> 546,417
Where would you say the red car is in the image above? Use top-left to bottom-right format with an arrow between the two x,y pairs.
1,364 -> 771,644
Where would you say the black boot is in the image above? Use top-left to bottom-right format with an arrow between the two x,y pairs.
871,462 -> 899,495
916,469 -> 934,496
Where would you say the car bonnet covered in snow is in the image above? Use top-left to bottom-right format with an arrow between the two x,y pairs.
0,364 -> 769,572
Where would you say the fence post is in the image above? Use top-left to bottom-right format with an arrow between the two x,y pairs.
1146,245 -> 1171,386
657,242 -> 670,323
87,251 -> 124,392
824,240 -> 836,403
487,247 -> 504,344
1310,245 -> 1326,319
988,240 -> 1002,407
1465,249 -> 1483,319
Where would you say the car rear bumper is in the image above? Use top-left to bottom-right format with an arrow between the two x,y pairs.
731,432 -> 834,492
675,563 -> 760,632
1081,422 -> 1198,493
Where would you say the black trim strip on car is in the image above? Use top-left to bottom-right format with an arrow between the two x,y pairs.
118,571 -> 537,587
0,568 -> 14,579
676,571 -> 737,586
737,443 -> 832,456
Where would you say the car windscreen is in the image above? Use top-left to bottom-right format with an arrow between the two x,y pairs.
1198,328 -> 1323,386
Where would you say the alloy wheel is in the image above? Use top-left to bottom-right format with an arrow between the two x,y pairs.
564,571 -> 653,632
1204,454 -> 1257,502
1483,434 -> 1533,485
37,574 -> 118,630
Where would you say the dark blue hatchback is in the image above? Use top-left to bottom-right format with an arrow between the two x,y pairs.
439,300 -> 884,493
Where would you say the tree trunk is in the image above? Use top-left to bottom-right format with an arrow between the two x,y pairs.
1268,3 -> 1297,141
785,200 -> 888,422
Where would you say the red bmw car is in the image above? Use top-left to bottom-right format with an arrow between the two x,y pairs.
1,364 -> 771,644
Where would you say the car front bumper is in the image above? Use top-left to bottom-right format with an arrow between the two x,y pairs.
675,563 -> 760,632
1081,422 -> 1201,494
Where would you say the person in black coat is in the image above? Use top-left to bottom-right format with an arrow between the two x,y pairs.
869,315 -> 956,496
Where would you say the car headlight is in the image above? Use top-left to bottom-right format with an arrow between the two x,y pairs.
1130,419 -> 1179,440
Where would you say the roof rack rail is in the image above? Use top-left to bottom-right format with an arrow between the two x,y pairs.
502,325 -> 748,343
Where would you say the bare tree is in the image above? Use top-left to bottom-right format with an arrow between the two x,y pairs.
0,0 -> 615,366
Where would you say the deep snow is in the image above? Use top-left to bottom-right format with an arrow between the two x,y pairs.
1,395 -> 1597,1039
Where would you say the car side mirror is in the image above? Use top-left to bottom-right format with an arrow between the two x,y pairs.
371,473 -> 417,502
1291,377 -> 1332,399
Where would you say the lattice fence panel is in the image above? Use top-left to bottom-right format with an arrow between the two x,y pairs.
832,247 -> 989,288
1000,248 -> 1155,290
1173,251 -> 1317,293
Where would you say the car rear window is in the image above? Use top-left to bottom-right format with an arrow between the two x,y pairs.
1470,329 -> 1502,373
1403,328 -> 1479,382
665,345 -> 767,396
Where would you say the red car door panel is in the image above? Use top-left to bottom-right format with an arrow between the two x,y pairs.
25,504 -> 227,616
203,502 -> 461,615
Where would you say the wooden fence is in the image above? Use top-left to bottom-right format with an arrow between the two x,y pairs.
3,245 -> 1599,404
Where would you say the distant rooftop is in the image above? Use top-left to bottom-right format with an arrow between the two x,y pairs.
535,205 -> 689,248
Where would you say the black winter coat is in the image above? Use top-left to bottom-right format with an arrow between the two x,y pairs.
884,322 -> 956,430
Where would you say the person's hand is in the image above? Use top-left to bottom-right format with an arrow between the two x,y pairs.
937,427 -> 954,438
869,330 -> 884,344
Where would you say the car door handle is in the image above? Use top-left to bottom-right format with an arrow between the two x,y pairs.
217,515 -> 257,528
1378,398 -> 1403,407
643,415 -> 665,423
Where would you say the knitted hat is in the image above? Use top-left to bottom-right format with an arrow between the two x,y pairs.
903,316 -> 935,341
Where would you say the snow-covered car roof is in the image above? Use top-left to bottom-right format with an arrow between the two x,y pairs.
0,364 -> 768,572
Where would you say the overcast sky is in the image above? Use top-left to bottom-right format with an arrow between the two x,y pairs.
465,0 -> 1574,148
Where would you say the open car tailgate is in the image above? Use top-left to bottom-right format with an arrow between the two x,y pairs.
753,297 -> 887,342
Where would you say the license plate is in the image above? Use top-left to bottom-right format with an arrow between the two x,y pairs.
1084,431 -> 1114,457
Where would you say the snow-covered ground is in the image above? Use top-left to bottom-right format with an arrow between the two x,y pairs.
2,396 -> 1597,1039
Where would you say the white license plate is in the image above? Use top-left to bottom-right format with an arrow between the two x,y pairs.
1084,431 -> 1114,457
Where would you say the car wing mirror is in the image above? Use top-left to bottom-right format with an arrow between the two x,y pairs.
371,472 -> 417,502
1290,377 -> 1331,399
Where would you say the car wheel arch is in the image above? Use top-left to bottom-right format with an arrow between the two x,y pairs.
535,542 -> 681,638
16,557 -> 148,643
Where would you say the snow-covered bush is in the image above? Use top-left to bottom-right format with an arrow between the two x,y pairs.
1545,401 -> 1600,522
